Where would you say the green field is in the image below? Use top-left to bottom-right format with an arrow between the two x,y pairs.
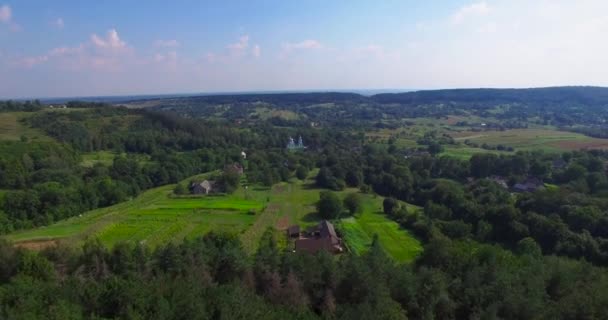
5,172 -> 423,262
0,112 -> 51,141
451,128 -> 608,153
339,198 -> 422,263
7,182 -> 266,249
80,151 -> 153,167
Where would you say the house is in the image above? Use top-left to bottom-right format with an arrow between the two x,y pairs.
287,225 -> 300,238
294,220 -> 343,254
512,177 -> 544,193
225,163 -> 244,175
489,175 -> 509,189
552,159 -> 567,170
191,180 -> 214,195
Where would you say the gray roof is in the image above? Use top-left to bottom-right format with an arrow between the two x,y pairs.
319,220 -> 339,245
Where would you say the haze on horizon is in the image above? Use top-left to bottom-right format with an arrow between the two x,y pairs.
1,0 -> 607,99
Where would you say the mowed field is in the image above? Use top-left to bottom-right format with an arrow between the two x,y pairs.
339,199 -> 422,263
5,172 -> 423,262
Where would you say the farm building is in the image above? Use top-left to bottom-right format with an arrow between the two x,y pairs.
191,180 -> 215,195
294,220 -> 343,254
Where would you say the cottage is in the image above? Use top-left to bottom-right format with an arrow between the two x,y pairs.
294,220 -> 343,254
191,180 -> 214,195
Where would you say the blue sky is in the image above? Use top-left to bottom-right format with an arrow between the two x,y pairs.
1,0 -> 607,98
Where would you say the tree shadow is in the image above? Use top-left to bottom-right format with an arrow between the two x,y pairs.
301,211 -> 322,222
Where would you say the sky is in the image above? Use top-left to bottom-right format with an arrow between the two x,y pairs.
1,0 -> 608,98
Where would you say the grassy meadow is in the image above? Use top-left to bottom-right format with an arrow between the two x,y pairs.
338,198 -> 423,263
6,171 -> 424,262
0,112 -> 51,141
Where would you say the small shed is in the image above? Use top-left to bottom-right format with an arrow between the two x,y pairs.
191,180 -> 214,195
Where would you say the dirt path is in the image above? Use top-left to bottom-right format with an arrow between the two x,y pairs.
276,215 -> 290,230
14,239 -> 58,250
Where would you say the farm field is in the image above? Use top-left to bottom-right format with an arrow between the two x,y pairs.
339,198 -> 422,263
450,128 -> 608,153
5,171 -> 423,261
7,181 -> 266,249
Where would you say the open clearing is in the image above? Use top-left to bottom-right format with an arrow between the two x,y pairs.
5,172 -> 423,262
339,198 -> 422,263
0,112 -> 51,141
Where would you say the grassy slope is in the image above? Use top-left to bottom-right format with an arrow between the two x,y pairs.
0,112 -> 52,141
339,198 -> 423,263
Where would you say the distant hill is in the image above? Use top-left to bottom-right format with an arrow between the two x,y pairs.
371,86 -> 608,106
118,86 -> 608,108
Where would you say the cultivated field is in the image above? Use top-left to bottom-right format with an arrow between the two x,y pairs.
6,172 -> 423,262
451,128 -> 608,153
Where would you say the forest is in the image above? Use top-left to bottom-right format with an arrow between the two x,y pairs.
2,92 -> 608,319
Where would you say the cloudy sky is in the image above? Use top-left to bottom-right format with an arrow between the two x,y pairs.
0,0 -> 607,98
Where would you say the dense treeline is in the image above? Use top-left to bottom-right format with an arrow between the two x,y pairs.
1,230 -> 608,319
0,104 -> 358,232
0,100 -> 43,112
128,86 -> 608,131
315,142 -> 608,265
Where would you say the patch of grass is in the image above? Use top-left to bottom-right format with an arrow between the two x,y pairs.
80,151 -> 152,167
339,195 -> 423,263
0,112 -> 51,141
5,169 -> 424,263
6,181 -> 264,249
441,145 -> 509,160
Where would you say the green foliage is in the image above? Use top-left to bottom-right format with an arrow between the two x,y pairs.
343,193 -> 362,215
383,198 -> 399,216
317,191 -> 343,220
173,183 -> 188,195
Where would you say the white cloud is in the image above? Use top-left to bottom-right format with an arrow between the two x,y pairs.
154,39 -> 180,47
450,1 -> 490,25
0,4 -> 11,23
227,35 -> 250,56
252,44 -> 261,57
154,51 -> 177,62
280,40 -> 323,57
90,29 -> 127,49
283,39 -> 323,50
14,29 -> 133,71
52,18 -> 64,29
15,55 -> 48,68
